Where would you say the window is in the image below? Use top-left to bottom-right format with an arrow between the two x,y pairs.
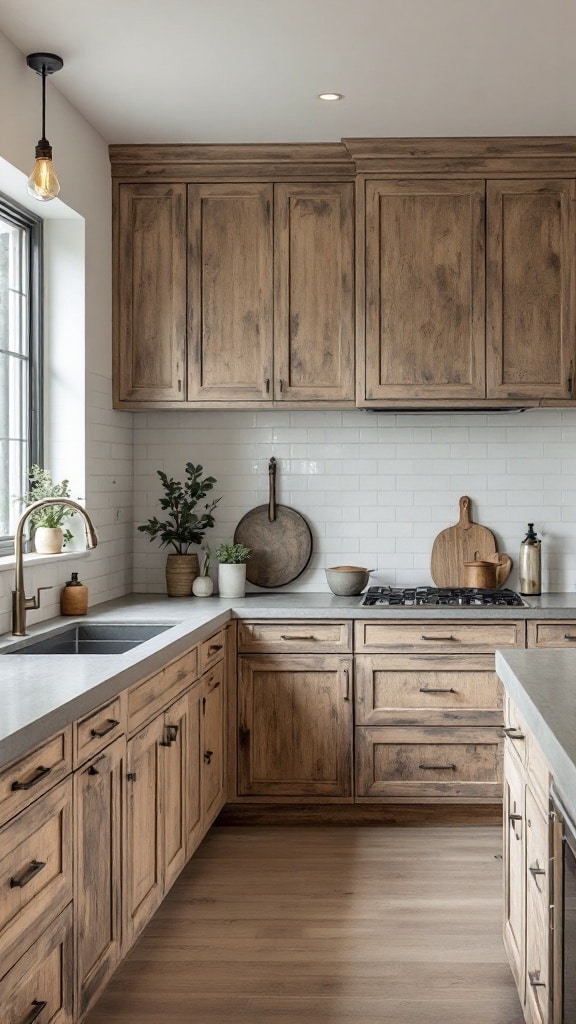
0,194 -> 43,555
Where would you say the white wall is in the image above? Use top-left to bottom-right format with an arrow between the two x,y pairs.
133,408 -> 576,595
0,30 -> 133,636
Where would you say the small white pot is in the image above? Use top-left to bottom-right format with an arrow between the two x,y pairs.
34,526 -> 64,554
218,563 -> 246,598
192,574 -> 214,598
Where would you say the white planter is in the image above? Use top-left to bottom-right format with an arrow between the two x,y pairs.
192,574 -> 214,598
218,563 -> 246,598
34,526 -> 64,554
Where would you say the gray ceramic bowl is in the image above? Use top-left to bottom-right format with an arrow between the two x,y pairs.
325,565 -> 370,596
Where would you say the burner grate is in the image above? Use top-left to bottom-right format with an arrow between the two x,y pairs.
361,586 -> 526,607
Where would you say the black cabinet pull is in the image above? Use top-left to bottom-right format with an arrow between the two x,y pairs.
204,749 -> 213,764
207,644 -> 223,656
127,772 -> 137,782
160,724 -> 179,747
22,1001 -> 47,1024
528,970 -> 546,989
420,634 -> 456,642
10,859 -> 46,889
419,687 -> 456,694
90,718 -> 119,738
418,763 -> 456,771
280,634 -> 315,641
11,765 -> 51,791
503,726 -> 525,740
87,764 -> 100,776
343,668 -> 350,702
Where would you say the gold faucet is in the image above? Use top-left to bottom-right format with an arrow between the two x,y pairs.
12,498 -> 98,636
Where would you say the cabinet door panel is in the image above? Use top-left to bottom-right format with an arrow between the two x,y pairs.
186,683 -> 203,858
188,183 -> 273,401
503,744 -> 525,996
115,183 -> 186,403
124,716 -> 164,944
74,737 -> 123,1017
202,662 -> 226,827
162,695 -> 188,893
363,179 -> 485,401
487,179 -> 575,400
0,905 -> 73,1024
238,654 -> 353,798
274,183 -> 355,402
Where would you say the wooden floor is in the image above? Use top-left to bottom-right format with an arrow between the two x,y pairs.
86,825 -> 523,1024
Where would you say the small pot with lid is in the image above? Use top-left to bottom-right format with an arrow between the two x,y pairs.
463,559 -> 498,589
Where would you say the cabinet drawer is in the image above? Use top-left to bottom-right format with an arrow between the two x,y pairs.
355,726 -> 503,800
238,620 -> 352,653
354,619 -> 525,653
527,620 -> 576,648
0,728 -> 72,828
355,655 -> 502,726
0,903 -> 73,1023
128,646 -> 198,733
0,779 -> 72,976
198,629 -> 225,675
73,692 -> 126,768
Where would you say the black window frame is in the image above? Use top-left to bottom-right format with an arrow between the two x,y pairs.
0,191 -> 43,556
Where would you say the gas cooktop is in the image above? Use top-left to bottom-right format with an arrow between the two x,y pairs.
361,586 -> 527,607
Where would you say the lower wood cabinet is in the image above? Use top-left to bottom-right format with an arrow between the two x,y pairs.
0,904 -> 74,1024
237,653 -> 353,799
201,659 -> 226,827
503,697 -> 552,1024
74,737 -> 123,1018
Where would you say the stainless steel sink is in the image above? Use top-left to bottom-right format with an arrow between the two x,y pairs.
2,622 -> 176,655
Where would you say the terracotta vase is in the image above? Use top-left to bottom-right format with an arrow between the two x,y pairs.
34,526 -> 64,554
165,553 -> 199,597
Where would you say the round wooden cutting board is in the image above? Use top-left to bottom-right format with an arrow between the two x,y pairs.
430,496 -> 497,588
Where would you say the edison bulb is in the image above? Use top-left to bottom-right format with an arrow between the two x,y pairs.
27,156 -> 60,201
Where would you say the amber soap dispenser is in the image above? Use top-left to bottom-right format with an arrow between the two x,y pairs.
60,571 -> 88,615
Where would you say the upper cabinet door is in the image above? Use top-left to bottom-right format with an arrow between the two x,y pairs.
114,183 -> 187,403
362,179 -> 486,403
187,183 -> 273,402
487,179 -> 575,400
274,183 -> 355,403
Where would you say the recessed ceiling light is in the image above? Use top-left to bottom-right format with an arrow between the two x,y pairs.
318,92 -> 344,102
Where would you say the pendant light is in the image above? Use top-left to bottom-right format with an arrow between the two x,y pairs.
26,52 -> 64,202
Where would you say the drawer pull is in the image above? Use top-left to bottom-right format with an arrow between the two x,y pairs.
127,772 -> 137,782
87,764 -> 100,776
204,749 -> 213,765
343,668 -> 350,702
503,727 -> 525,740
564,634 -> 576,641
420,635 -> 457,642
529,864 -> 546,880
90,718 -> 119,738
418,763 -> 456,771
509,812 -> 523,822
419,687 -> 457,694
528,970 -> 546,989
11,765 -> 51,791
280,634 -> 316,641
207,643 -> 223,655
22,1001 -> 47,1024
10,859 -> 46,888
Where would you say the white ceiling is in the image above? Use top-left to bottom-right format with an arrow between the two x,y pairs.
0,0 -> 575,145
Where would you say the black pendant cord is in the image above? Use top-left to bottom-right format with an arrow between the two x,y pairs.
40,65 -> 47,143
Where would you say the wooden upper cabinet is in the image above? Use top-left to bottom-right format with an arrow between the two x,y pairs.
114,183 -> 186,403
187,183 -> 274,402
361,179 -> 486,403
486,179 -> 575,400
274,183 -> 355,403
360,178 -> 481,401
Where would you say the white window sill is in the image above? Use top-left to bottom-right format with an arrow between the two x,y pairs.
0,549 -> 89,573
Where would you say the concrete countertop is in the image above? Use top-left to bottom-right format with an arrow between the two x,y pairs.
496,648 -> 576,811
2,590 -> 576,772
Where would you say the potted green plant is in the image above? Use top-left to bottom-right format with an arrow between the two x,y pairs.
138,463 -> 221,596
192,546 -> 214,598
17,465 -> 76,554
214,541 -> 251,598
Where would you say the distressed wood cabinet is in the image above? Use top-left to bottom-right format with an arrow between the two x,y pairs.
237,652 -> 353,799
503,695 -> 552,1024
354,619 -> 524,802
112,148 -> 355,409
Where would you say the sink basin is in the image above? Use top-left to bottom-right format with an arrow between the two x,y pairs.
3,622 -> 176,655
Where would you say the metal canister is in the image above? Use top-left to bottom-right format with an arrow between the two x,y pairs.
519,524 -> 541,596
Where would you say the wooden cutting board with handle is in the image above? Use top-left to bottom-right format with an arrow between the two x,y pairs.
430,496 -> 497,587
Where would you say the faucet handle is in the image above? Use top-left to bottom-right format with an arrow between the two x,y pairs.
25,585 -> 55,611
